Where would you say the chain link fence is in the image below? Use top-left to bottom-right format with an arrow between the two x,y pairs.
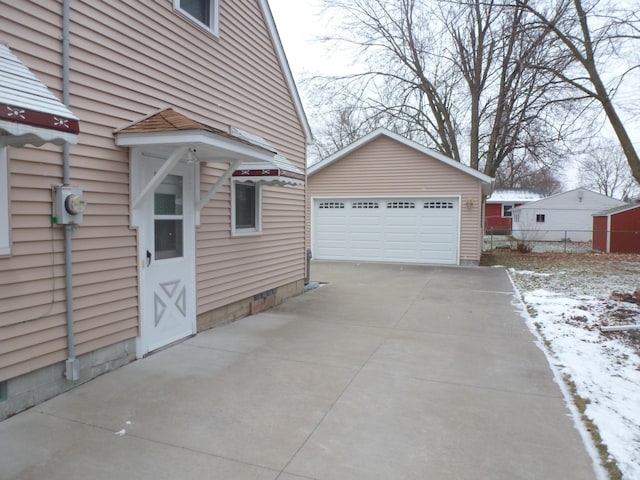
484,229 -> 640,253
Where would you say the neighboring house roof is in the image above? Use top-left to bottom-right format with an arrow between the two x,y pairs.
0,44 -> 79,146
593,203 -> 638,217
260,0 -> 312,145
308,127 -> 493,190
486,188 -> 544,203
513,188 -> 625,211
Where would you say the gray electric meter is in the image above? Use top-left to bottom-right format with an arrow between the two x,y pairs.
54,186 -> 87,224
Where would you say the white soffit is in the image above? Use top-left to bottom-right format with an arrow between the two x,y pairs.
0,44 -> 79,146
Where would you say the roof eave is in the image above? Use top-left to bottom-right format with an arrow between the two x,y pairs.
115,129 -> 276,164
259,0 -> 313,145
309,128 -> 493,185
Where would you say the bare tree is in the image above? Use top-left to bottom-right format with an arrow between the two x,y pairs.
515,0 -> 640,184
578,142 -> 640,200
316,0 -> 571,179
495,158 -> 563,196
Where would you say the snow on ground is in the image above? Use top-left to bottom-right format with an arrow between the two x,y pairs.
503,253 -> 640,479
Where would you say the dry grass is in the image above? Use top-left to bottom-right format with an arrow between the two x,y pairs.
482,250 -> 640,354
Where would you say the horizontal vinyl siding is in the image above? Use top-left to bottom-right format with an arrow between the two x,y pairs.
0,0 -> 305,380
197,165 -> 305,313
307,136 -> 483,263
0,146 -> 137,381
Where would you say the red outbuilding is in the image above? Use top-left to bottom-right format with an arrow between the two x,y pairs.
592,203 -> 640,253
484,188 -> 544,234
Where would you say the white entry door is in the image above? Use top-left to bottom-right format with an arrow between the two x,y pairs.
139,158 -> 196,354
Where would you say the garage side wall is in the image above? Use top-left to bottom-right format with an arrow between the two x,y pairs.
307,136 -> 484,264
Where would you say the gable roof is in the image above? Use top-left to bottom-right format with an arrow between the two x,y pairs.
115,107 -> 253,144
593,203 -> 638,217
308,128 -> 493,186
486,188 -> 544,203
0,44 -> 79,146
513,188 -> 626,210
260,0 -> 312,145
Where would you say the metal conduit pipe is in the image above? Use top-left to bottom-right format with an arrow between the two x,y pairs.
62,0 -> 79,381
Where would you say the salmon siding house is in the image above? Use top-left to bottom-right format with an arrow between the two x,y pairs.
0,0 -> 311,419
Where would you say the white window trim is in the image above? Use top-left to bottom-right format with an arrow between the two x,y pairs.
502,203 -> 513,217
174,0 -> 220,37
0,147 -> 10,255
231,181 -> 262,237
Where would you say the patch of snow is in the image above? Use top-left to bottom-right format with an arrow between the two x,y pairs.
510,271 -> 640,479
513,270 -> 553,277
486,189 -> 544,202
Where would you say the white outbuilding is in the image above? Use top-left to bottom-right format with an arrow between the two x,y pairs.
511,188 -> 626,242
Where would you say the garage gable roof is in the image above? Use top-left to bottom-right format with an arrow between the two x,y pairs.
308,128 -> 493,185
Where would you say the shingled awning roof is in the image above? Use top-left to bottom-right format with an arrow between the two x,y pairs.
0,44 -> 79,147
116,107 -> 304,187
115,108 -> 245,141
114,107 -> 279,163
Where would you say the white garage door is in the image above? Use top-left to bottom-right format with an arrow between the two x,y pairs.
313,197 -> 459,265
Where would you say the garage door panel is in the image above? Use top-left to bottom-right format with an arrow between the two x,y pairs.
313,197 -> 459,264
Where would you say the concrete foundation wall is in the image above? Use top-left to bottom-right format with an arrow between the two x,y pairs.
460,259 -> 480,267
197,279 -> 304,331
0,339 -> 136,421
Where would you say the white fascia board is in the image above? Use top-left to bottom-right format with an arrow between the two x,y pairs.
115,129 -> 275,163
259,0 -> 313,145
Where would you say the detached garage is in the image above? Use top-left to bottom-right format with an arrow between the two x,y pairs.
307,129 -> 493,266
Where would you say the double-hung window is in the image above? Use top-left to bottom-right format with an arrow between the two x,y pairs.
175,0 -> 219,36
0,148 -> 10,256
232,182 -> 262,236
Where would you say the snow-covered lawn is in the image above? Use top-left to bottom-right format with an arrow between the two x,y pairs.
488,251 -> 640,479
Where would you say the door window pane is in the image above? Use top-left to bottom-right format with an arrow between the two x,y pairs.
155,175 -> 183,215
154,174 -> 184,259
155,220 -> 183,259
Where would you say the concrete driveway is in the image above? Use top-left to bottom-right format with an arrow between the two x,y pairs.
0,262 -> 597,479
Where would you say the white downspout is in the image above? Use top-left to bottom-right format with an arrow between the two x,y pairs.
62,0 -> 79,381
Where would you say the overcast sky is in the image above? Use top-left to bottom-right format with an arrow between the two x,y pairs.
266,0 -> 640,189
268,0 -> 353,78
